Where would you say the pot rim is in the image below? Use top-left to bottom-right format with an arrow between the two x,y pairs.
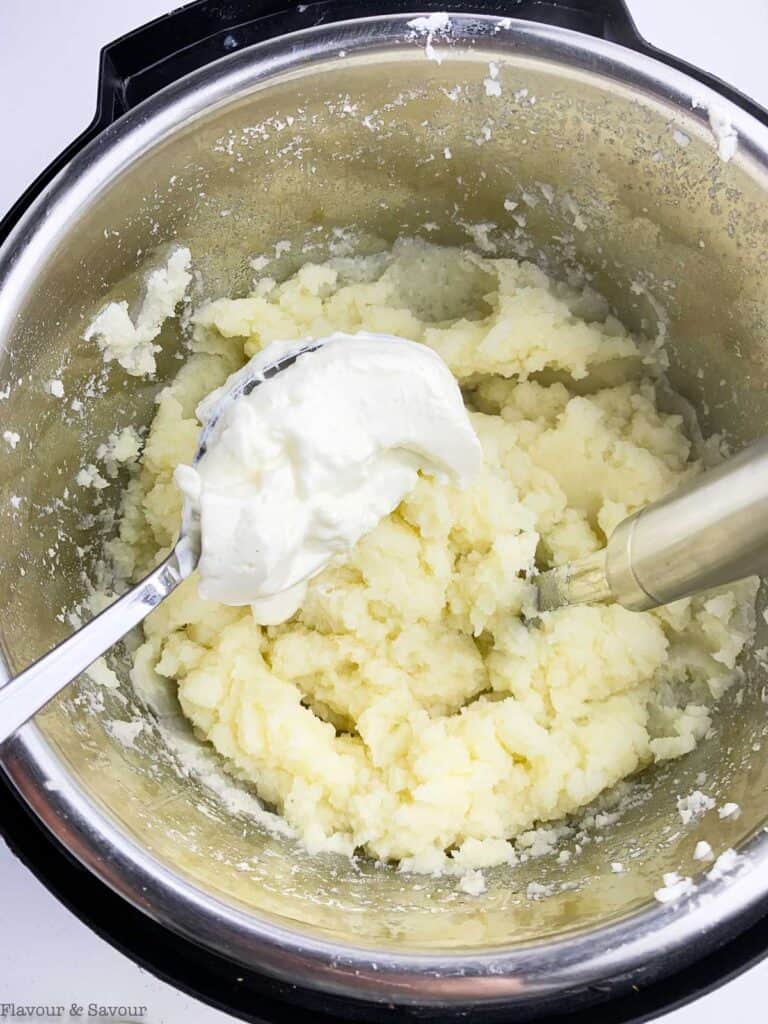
2,10 -> 768,1008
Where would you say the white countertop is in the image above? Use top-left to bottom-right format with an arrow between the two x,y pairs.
2,1 -> 768,1021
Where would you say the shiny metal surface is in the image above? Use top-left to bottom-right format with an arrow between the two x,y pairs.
537,549 -> 612,612
1,10 -> 768,1010
539,436 -> 768,612
0,553 -> 185,745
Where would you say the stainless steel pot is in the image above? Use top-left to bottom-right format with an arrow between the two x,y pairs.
2,5 -> 768,1017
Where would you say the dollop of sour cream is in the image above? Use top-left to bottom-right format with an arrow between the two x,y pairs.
175,332 -> 482,623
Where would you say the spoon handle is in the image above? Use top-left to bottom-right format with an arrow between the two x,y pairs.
0,551 -> 185,746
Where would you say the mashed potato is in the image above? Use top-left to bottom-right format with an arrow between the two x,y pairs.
114,240 -> 756,873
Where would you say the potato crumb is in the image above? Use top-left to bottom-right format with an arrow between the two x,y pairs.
655,872 -> 694,903
677,791 -> 715,825
76,464 -> 108,490
84,247 -> 191,377
706,848 -> 742,881
457,869 -> 486,896
693,841 -> 713,861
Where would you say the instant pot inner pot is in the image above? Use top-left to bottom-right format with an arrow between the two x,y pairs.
2,44 -> 768,953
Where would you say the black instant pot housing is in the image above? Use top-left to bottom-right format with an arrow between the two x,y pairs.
3,2 -> 768,1021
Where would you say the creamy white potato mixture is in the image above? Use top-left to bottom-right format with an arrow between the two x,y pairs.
112,240 -> 755,873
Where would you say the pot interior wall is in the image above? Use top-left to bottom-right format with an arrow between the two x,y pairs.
2,41 -> 768,953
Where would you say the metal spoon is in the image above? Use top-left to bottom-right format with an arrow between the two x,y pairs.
0,341 -> 320,746
537,435 -> 768,613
